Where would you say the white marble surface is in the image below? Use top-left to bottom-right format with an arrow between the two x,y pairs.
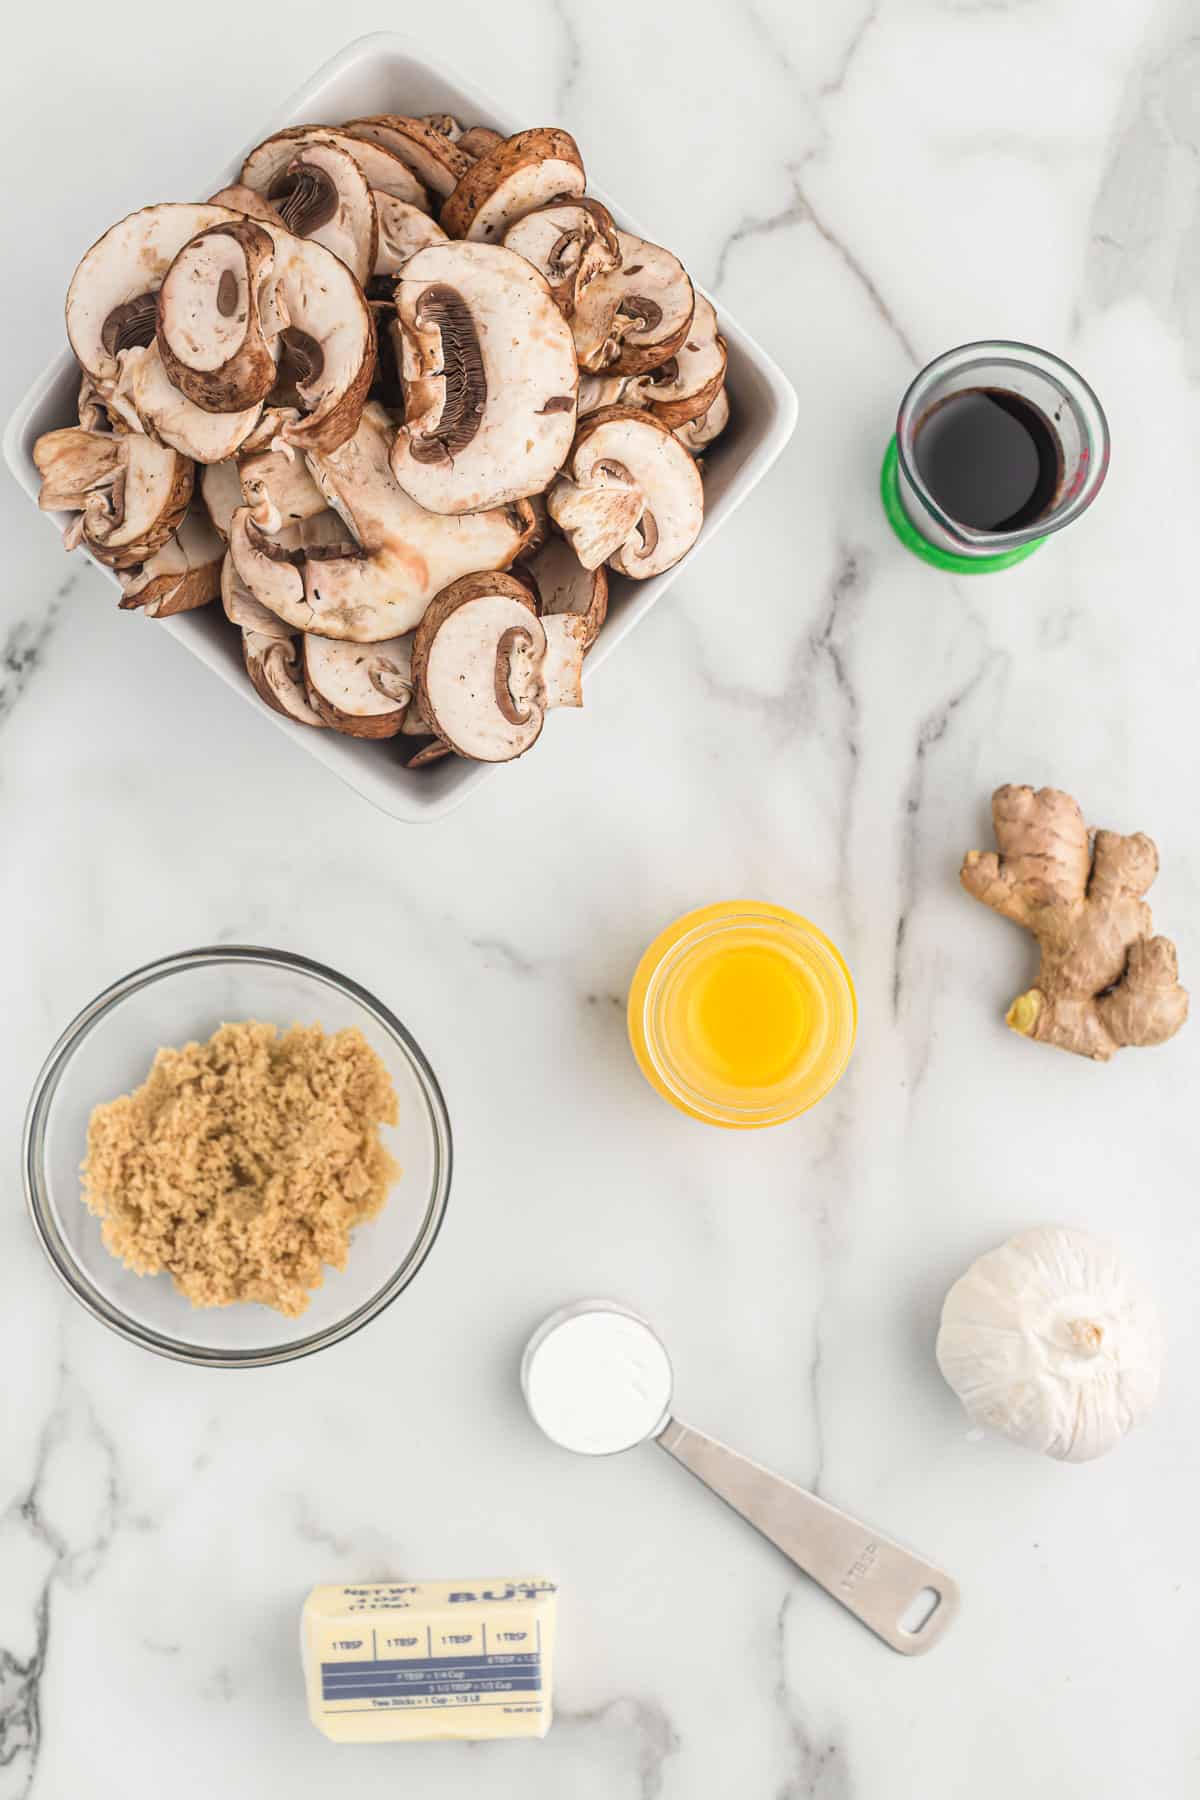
3,1 -> 1199,1794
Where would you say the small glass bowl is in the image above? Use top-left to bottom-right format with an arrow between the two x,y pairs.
627,902 -> 857,1129
23,946 -> 452,1368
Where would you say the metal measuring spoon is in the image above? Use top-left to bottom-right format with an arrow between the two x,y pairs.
521,1300 -> 960,1656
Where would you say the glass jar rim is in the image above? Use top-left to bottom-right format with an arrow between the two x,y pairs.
895,338 -> 1111,551
638,905 -> 856,1127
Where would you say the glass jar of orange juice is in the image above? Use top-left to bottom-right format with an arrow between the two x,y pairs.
627,902 -> 856,1128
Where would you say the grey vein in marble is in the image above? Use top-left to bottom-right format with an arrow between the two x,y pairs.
773,1593 -> 850,1800
0,1377 -> 122,1799
892,647 -> 1010,1021
712,171 -> 916,363
549,0 -> 583,117
0,581 -> 72,733
557,1695 -> 681,1800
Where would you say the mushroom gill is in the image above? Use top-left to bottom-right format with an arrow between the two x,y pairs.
267,164 -> 339,237
100,293 -> 158,356
407,284 -> 487,464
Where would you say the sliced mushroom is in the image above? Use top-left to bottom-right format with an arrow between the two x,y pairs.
372,195 -> 448,279
207,185 -> 288,229
243,126 -> 429,209
412,570 -> 585,762
223,545 -> 325,727
222,543 -> 290,635
621,296 -> 726,427
237,405 -> 302,454
440,128 -> 585,242
400,693 -> 437,735
545,462 -> 642,569
548,405 -> 704,578
520,534 -> 608,651
456,126 -> 504,159
238,444 -> 326,533
229,403 -> 534,640
78,372 -> 112,433
571,231 -> 695,376
302,633 -> 414,737
266,232 -> 376,454
241,630 -> 325,726
523,491 -> 551,557
390,241 -> 577,514
406,739 -> 455,768
117,510 -> 224,616
342,115 -> 474,200
421,114 -> 464,142
674,385 -> 729,453
157,219 -> 279,413
259,140 -> 377,286
200,458 -> 244,540
65,203 -> 239,390
34,426 -> 192,567
502,199 -> 619,317
108,341 -> 264,462
577,372 -> 630,416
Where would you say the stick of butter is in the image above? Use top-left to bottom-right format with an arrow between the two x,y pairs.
301,1580 -> 558,1743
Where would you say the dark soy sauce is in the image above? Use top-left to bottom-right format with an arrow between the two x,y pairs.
914,388 -> 1062,532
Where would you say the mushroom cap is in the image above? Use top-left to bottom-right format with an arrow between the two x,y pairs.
549,405 -> 704,579
200,457 -> 245,540
373,195 -> 448,277
229,403 -> 534,641
520,534 -> 608,652
675,385 -> 729,453
390,241 -> 578,515
302,633 -> 414,737
267,231 -> 376,454
622,295 -> 727,427
207,185 -> 289,228
502,198 -> 620,317
66,202 -> 240,385
34,426 -> 193,568
440,127 -> 585,242
242,126 -> 430,210
118,510 -> 224,616
341,115 -> 473,200
157,219 -> 280,414
571,230 -> 695,376
109,341 -> 264,463
259,140 -> 378,286
415,572 -> 590,763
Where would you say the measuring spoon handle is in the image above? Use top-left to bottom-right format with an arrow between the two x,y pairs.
655,1418 -> 960,1655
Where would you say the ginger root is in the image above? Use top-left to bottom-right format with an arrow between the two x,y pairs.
961,784 -> 1188,1061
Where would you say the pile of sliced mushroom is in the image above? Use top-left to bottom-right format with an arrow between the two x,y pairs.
35,108 -> 729,767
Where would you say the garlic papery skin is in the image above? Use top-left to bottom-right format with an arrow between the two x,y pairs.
935,1226 -> 1163,1463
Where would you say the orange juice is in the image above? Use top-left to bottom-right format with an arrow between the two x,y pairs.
627,902 -> 856,1128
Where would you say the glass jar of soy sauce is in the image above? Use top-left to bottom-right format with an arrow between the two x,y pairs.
882,340 -> 1110,573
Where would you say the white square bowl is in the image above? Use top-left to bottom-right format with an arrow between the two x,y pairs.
4,32 -> 798,823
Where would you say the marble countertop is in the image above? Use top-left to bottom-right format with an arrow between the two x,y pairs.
3,1 -> 1198,1794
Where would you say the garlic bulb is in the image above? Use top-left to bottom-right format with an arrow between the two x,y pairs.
936,1226 -> 1163,1463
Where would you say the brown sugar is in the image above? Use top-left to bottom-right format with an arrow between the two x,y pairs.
81,1021 -> 400,1317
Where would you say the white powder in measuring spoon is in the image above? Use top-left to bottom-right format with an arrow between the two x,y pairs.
523,1306 -> 674,1455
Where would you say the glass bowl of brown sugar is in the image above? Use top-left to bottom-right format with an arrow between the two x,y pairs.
23,946 -> 452,1368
